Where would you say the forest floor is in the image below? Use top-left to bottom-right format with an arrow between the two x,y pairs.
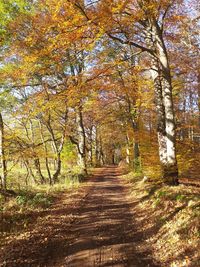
0,166 -> 199,267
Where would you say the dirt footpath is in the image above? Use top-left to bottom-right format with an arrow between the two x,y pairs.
0,167 -> 159,267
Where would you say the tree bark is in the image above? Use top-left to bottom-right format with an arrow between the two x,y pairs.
0,113 -> 7,190
38,120 -> 52,185
94,126 -> 101,167
34,158 -> 46,184
88,126 -> 94,166
150,59 -> 168,167
151,21 -> 178,185
52,153 -> 61,183
29,120 -> 46,184
133,137 -> 140,171
145,23 -> 168,171
24,159 -> 37,184
99,134 -> 105,165
125,133 -> 131,165
46,123 -> 62,184
76,107 -> 87,174
127,96 -> 141,172
198,71 -> 200,127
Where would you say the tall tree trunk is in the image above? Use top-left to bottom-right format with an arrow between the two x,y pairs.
127,97 -> 141,172
133,138 -> 140,171
197,71 -> 200,127
144,20 -> 178,185
150,60 -> 168,168
88,126 -> 93,166
180,94 -> 187,140
145,24 -> 168,176
152,22 -> 178,185
94,126 -> 101,167
0,113 -> 7,190
76,107 -> 87,174
131,123 -> 141,172
99,134 -> 105,165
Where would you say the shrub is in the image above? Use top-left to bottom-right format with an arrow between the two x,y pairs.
16,195 -> 28,206
15,192 -> 52,208
31,193 -> 52,208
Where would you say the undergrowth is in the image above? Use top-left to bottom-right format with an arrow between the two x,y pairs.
0,170 -> 85,237
121,171 -> 200,267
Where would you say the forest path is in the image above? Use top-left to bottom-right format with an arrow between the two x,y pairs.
0,167 -> 159,267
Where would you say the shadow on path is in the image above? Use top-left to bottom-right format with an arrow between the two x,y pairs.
0,167 -> 159,267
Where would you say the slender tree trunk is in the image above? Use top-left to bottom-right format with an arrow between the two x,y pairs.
133,139 -> 140,171
126,133 -> 131,164
181,94 -> 187,140
131,120 -> 141,172
112,153 -> 115,165
38,120 -> 52,185
127,97 -> 141,172
94,126 -> 101,167
95,134 -> 99,166
26,160 -> 37,184
52,153 -> 61,183
42,87 -> 68,184
34,158 -> 46,184
117,69 -> 141,170
47,126 -> 62,184
99,135 -> 105,165
45,157 -> 52,185
0,113 -> 7,190
29,120 -> 46,184
197,71 -> 200,127
88,126 -> 93,166
24,159 -> 37,184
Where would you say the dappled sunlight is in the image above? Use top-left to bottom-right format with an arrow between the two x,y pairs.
0,167 -> 159,267
122,172 -> 200,267
0,0 -> 199,266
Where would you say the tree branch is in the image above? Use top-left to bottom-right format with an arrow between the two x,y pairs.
107,33 -> 155,56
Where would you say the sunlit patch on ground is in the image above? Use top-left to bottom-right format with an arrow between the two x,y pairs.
121,171 -> 200,267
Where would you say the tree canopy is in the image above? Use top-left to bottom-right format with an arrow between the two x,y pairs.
0,0 -> 199,189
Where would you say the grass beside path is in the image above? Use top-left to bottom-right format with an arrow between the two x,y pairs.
0,171 -> 85,243
121,171 -> 200,267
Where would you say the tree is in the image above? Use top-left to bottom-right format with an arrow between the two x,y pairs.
0,0 -> 199,189
0,113 -> 6,189
80,0 -> 180,184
